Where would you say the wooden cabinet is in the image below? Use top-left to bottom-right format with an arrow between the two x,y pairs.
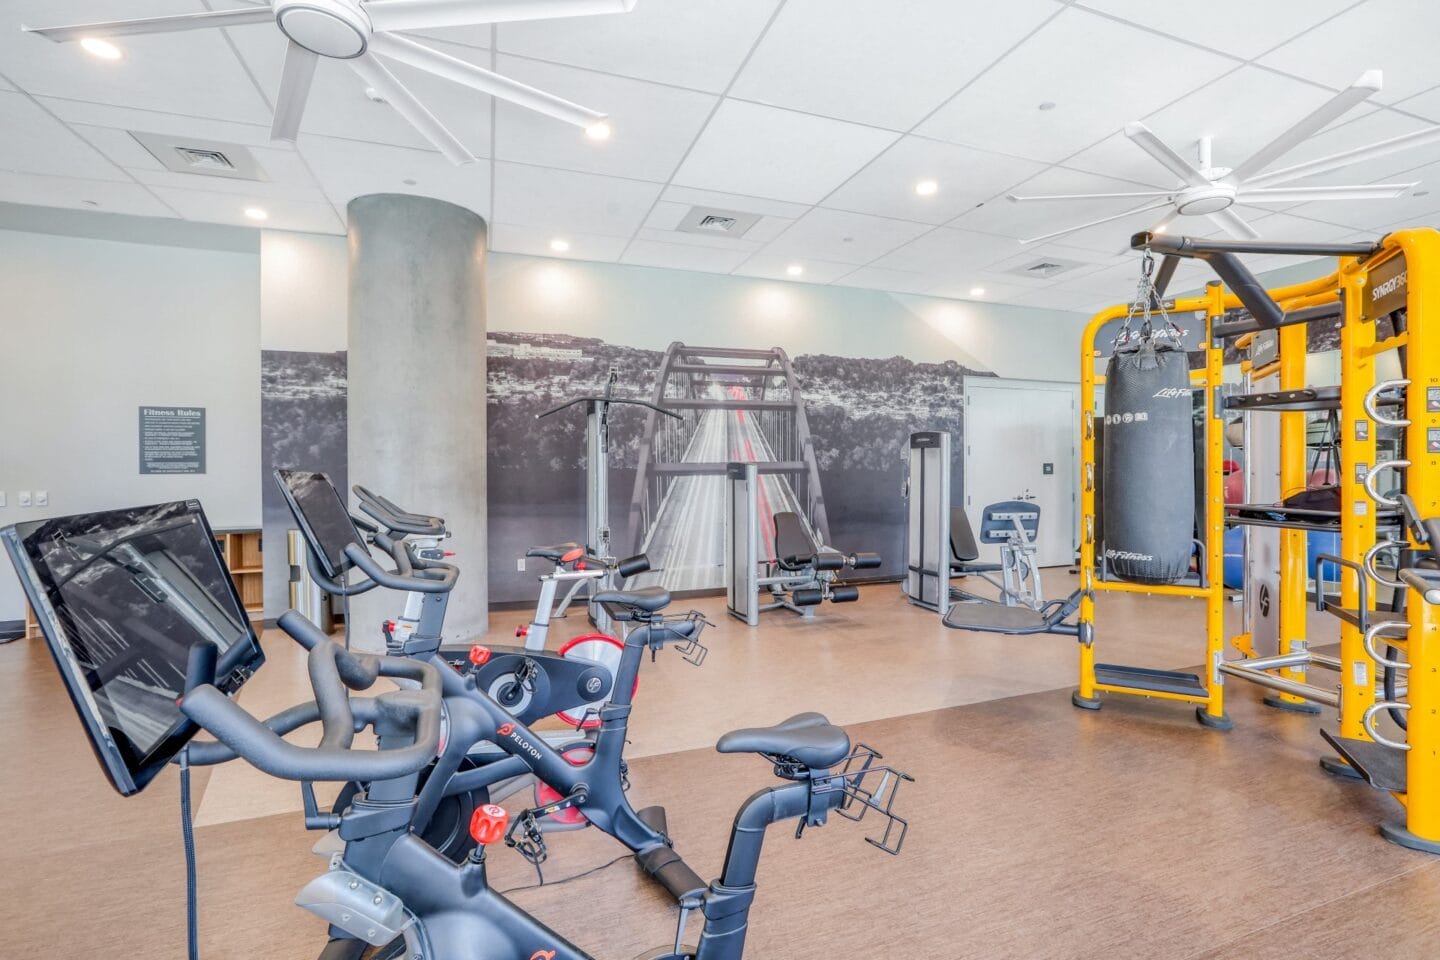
22,527 -> 265,639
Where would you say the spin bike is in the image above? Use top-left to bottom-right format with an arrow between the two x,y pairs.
274,469 -> 714,914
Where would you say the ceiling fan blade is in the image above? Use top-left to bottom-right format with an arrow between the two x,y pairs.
1244,126 -> 1440,189
370,34 -> 604,128
1237,183 -> 1415,203
1226,69 -> 1383,184
1124,122 -> 1210,188
348,53 -> 475,165
366,0 -> 636,32
1019,199 -> 1172,245
1007,189 -> 1174,202
1206,207 -> 1261,240
271,42 -> 320,143
24,7 -> 273,43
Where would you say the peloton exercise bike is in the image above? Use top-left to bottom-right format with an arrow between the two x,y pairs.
3,499 -> 911,960
273,470 -> 715,932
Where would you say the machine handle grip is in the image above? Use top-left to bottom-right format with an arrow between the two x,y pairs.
616,554 -> 651,578
343,542 -> 457,593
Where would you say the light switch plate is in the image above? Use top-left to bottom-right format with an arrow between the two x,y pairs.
0,491 -> 6,508
18,491 -> 32,508
516,558 -> 526,572
34,490 -> 48,507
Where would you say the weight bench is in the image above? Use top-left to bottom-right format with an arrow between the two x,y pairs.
948,502 -> 1044,608
943,589 -> 1084,637
758,512 -> 881,620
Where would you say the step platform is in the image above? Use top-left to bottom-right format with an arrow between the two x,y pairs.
1093,663 -> 1208,697
1319,730 -> 1407,793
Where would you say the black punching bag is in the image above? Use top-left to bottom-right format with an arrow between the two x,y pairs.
1101,336 -> 1194,584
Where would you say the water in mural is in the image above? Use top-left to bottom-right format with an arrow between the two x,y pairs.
487,332 -> 984,602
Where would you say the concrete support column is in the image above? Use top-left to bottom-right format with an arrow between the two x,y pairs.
347,195 -> 487,645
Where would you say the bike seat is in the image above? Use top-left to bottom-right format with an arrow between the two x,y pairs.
593,586 -> 671,619
527,543 -> 583,562
716,712 -> 851,768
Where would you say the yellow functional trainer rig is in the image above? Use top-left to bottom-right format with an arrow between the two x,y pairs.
1074,227 -> 1440,853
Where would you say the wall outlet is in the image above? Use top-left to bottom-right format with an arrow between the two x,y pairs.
516,557 -> 526,572
34,490 -> 48,507
18,491 -> 31,508
0,491 -> 6,508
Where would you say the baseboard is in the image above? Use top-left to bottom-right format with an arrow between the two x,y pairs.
0,619 -> 24,642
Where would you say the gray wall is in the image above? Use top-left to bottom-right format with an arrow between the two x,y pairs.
0,220 -> 262,621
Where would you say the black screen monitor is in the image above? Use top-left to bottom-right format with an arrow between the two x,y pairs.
1,501 -> 265,796
273,468 -> 366,579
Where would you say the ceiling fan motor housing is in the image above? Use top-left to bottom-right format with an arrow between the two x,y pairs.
275,0 -> 372,59
1175,183 -> 1237,215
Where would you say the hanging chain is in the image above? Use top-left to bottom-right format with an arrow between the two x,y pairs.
1115,245 -> 1183,348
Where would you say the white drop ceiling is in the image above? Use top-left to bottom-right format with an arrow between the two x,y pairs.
4,0 -> 1440,313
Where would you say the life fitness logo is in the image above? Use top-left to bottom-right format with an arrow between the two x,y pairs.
498,722 -> 543,761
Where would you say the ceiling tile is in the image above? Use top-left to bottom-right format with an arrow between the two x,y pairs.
492,161 -> 661,235
871,226 -> 1018,273
496,0 -> 780,93
732,250 -> 856,284
1074,0 -> 1358,60
659,185 -> 810,220
1263,109 -> 1440,189
1010,286 -> 1104,313
1395,85 -> 1440,124
916,6 -> 1237,163
228,32 -> 492,156
0,170 -> 177,217
829,265 -> 936,296
489,223 -> 629,262
983,244 -> 1117,287
492,55 -> 716,182
38,96 -> 279,148
147,185 -> 343,233
952,166 -> 1160,242
621,239 -> 754,273
730,0 -> 1061,130
926,276 -> 1031,304
638,202 -> 766,251
1064,67 -> 1345,187
1274,162 -> 1440,229
0,92 -> 127,181
673,99 -> 897,204
760,207 -> 930,265
126,145 -> 324,202
1257,1 -> 1440,105
68,124 -> 167,171
822,137 -> 1048,225
0,0 -> 272,122
297,135 -> 490,217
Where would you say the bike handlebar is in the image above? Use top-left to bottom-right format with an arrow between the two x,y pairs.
179,615 -> 444,781
343,542 -> 458,593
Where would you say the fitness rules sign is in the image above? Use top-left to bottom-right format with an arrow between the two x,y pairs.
138,406 -> 206,475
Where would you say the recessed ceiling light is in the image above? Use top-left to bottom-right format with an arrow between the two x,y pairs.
786,264 -> 804,277
1038,101 -> 1056,111
81,199 -> 99,207
80,37 -> 123,60
969,286 -> 986,297
243,207 -> 268,221
549,238 -> 571,253
914,179 -> 939,197
402,178 -> 418,186
585,121 -> 612,141
1153,224 -> 1168,234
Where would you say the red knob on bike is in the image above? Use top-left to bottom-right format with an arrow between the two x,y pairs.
468,645 -> 492,666
469,804 -> 509,845
514,624 -> 529,638
443,550 -> 456,557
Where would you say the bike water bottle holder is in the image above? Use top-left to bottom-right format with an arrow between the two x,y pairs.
644,610 -> 712,666
803,744 -> 913,856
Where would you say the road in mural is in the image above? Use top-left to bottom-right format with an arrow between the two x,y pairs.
487,332 -> 984,602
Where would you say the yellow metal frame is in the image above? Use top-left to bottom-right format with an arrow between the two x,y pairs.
1075,228 -> 1440,850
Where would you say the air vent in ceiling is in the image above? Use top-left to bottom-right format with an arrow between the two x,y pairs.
675,206 -> 760,238
129,132 -> 268,182
1005,257 -> 1087,280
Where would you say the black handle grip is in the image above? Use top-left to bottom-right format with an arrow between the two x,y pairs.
617,554 -> 651,578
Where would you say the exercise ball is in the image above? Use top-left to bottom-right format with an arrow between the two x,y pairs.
1308,531 -> 1340,583
1223,526 -> 1245,589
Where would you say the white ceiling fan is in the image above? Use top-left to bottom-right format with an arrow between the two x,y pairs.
1008,69 -> 1440,243
24,0 -> 638,165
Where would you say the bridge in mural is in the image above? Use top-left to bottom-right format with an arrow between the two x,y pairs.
627,342 -> 830,591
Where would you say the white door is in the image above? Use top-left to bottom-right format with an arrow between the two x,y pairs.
962,378 -> 1078,568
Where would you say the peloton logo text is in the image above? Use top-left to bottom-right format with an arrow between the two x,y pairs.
498,723 -> 543,760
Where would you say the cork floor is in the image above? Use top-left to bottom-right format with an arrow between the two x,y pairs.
2,578 -> 1436,959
